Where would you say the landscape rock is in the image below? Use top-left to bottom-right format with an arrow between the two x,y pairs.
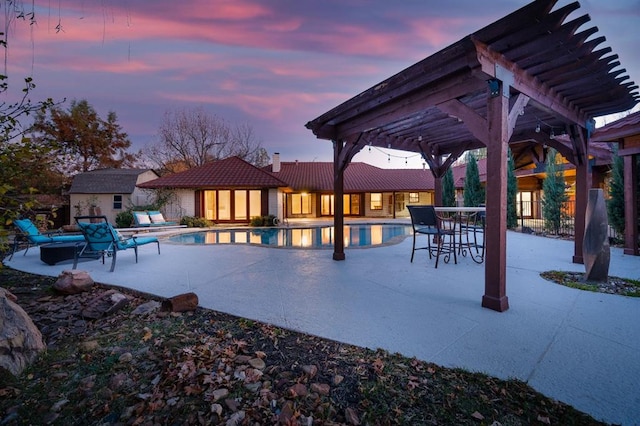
0,288 -> 46,375
53,270 -> 94,294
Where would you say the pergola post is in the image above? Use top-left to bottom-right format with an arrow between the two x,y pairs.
572,126 -> 590,264
624,154 -> 639,255
333,140 -> 346,261
482,80 -> 509,312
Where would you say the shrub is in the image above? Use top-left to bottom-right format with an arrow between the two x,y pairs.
115,211 -> 134,228
180,216 -> 212,228
250,215 -> 278,227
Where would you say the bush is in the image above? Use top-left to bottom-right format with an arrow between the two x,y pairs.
180,216 -> 212,228
250,215 -> 278,227
115,211 -> 134,228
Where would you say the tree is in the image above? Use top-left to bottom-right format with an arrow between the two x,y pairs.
507,149 -> 518,229
463,152 -> 484,207
541,148 -> 568,235
1,3 -> 58,228
31,99 -> 139,175
442,167 -> 455,207
607,147 -> 625,236
145,106 -> 269,174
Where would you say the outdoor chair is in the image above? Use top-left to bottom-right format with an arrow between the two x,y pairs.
132,211 -> 153,227
461,210 -> 485,263
73,215 -> 160,272
147,210 -> 177,226
9,218 -> 85,260
132,211 -> 177,227
407,205 -> 457,268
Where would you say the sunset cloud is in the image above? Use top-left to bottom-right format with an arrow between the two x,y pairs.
4,0 -> 638,168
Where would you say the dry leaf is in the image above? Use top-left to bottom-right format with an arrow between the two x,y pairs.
471,411 -> 485,420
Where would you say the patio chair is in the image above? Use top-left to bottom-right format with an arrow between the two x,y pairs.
132,211 -> 153,227
147,210 -> 177,226
73,215 -> 160,272
9,218 -> 85,260
461,210 -> 485,263
407,205 -> 457,268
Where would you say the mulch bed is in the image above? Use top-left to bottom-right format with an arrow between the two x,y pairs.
540,270 -> 640,297
0,267 -> 605,425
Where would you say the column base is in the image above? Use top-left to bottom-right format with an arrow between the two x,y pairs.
333,252 -> 345,261
623,248 -> 639,256
482,294 -> 509,312
572,255 -> 584,264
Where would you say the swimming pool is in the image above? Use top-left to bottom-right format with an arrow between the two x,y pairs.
168,224 -> 412,249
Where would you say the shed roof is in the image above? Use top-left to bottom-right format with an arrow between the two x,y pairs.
69,169 -> 156,194
139,156 -> 287,189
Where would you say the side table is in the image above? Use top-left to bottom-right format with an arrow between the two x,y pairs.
40,242 -> 85,265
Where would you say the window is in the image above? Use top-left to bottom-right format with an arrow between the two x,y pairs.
409,192 -> 419,203
292,193 -> 311,215
113,195 -> 123,210
370,193 -> 383,210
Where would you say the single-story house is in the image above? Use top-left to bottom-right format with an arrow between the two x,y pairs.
138,154 -> 443,223
68,168 -> 160,224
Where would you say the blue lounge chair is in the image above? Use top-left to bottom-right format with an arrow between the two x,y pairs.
9,218 -> 85,260
73,215 -> 160,272
132,211 -> 178,227
132,211 -> 153,227
147,211 -> 177,226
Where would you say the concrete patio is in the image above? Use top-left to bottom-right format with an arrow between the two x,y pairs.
4,227 -> 640,425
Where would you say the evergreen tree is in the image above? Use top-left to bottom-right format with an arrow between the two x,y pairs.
507,149 -> 518,229
541,148 -> 568,235
607,147 -> 625,236
442,167 -> 456,207
463,153 -> 485,206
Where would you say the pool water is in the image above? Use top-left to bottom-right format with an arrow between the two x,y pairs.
168,224 -> 412,248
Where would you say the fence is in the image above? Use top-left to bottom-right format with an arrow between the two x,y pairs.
515,199 -> 622,242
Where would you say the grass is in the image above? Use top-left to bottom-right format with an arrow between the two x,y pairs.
0,267 -> 607,425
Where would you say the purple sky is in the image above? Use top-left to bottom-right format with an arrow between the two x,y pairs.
6,0 -> 640,169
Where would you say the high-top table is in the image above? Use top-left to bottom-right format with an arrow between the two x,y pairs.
434,206 -> 486,263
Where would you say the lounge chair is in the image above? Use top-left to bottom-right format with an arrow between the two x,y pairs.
9,218 -> 85,260
407,205 -> 457,268
132,211 -> 177,227
132,211 -> 153,227
147,210 -> 177,226
73,215 -> 160,272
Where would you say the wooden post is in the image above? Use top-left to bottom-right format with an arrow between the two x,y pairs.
333,140 -> 346,261
482,81 -> 509,312
572,127 -> 590,264
623,154 -> 639,255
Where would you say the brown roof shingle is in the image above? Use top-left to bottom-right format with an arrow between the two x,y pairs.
139,156 -> 287,189
265,161 -> 435,192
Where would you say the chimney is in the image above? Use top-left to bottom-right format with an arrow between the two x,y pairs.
272,152 -> 281,173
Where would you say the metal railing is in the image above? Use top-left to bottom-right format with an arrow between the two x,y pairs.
515,199 -> 622,242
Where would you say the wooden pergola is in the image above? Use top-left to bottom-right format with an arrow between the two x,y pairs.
305,0 -> 638,312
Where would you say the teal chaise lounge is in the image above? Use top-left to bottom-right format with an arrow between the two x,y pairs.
9,218 -> 85,260
73,215 -> 160,272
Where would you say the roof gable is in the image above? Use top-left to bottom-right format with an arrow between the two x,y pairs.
139,156 -> 287,189
69,169 -> 157,194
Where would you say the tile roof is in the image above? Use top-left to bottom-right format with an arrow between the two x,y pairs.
139,156 -> 287,189
592,110 -> 640,141
69,169 -> 156,194
264,161 -> 435,192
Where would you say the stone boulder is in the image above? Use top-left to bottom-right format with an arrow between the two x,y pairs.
0,288 -> 46,376
53,270 -> 94,294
